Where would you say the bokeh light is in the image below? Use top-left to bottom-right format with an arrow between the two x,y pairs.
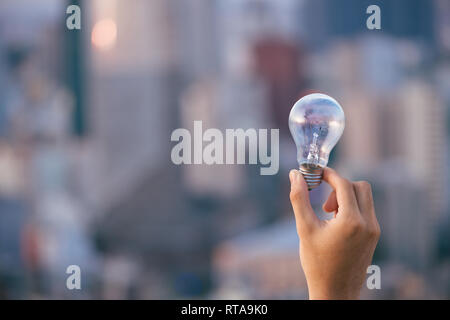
91,18 -> 117,50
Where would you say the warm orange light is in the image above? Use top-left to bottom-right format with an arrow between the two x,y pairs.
91,19 -> 117,50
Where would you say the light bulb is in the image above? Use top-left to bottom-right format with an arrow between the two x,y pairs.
289,93 -> 345,190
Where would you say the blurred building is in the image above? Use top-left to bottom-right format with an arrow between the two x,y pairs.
84,0 -> 174,212
212,219 -> 307,299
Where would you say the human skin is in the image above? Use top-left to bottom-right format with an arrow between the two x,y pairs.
289,167 -> 380,300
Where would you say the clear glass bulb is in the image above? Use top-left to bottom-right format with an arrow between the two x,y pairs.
289,93 -> 345,190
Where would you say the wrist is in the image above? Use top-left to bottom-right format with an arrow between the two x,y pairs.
308,286 -> 360,300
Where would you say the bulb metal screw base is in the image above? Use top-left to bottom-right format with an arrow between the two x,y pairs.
299,164 -> 323,190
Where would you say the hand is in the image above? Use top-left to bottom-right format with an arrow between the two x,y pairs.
289,167 -> 380,300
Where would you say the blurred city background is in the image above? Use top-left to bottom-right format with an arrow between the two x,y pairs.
0,0 -> 449,299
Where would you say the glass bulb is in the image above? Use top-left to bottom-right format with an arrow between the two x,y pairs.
289,93 -> 345,190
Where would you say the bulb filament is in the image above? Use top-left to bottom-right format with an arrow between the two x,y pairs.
307,132 -> 320,165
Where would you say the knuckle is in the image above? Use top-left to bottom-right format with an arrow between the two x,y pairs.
355,180 -> 372,192
289,189 -> 300,202
368,221 -> 381,239
345,218 -> 364,236
374,223 -> 381,238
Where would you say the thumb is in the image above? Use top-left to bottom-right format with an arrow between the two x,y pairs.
289,169 -> 319,236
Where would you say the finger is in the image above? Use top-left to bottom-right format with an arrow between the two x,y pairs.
322,167 -> 359,215
353,181 -> 375,220
322,189 -> 338,213
289,169 -> 319,236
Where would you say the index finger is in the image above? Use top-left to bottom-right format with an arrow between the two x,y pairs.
322,167 -> 359,214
